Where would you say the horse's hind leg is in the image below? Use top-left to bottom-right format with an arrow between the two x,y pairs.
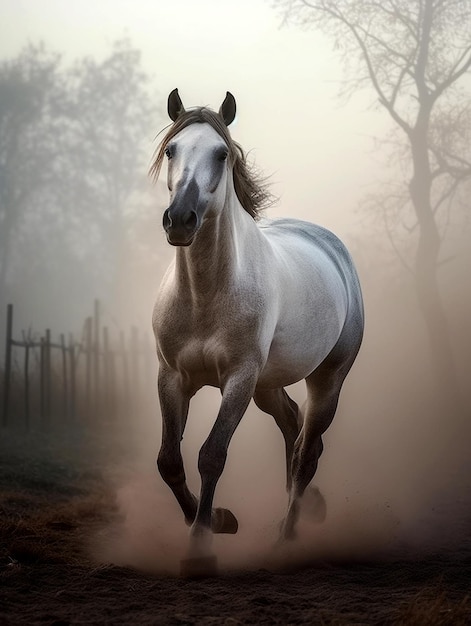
253,387 -> 301,490
280,353 -> 357,541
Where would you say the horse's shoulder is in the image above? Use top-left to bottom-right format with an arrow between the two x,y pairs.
259,217 -> 361,298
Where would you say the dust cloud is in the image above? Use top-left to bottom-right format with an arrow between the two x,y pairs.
92,231 -> 471,575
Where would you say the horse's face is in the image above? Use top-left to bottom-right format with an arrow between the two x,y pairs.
163,124 -> 230,246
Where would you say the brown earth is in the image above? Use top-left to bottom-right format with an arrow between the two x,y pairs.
1,430 -> 470,626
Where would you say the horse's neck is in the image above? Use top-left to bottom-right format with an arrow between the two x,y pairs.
175,193 -> 258,301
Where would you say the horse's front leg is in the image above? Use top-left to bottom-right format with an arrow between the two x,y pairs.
185,368 -> 258,572
156,366 -> 198,525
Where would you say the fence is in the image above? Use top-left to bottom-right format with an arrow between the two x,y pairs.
1,301 -> 156,432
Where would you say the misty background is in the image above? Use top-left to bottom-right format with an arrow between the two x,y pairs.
1,0 -> 470,568
0,1 -> 389,334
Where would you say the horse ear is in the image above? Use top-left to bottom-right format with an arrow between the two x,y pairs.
219,91 -> 236,126
168,88 -> 185,122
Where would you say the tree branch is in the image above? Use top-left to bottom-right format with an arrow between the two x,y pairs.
431,47 -> 471,102
431,143 -> 471,179
300,1 -> 413,134
414,0 -> 434,99
432,176 -> 461,214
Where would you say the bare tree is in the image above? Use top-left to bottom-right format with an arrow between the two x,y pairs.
0,40 -> 159,327
60,38 -> 156,292
0,44 -> 62,298
275,0 -> 471,392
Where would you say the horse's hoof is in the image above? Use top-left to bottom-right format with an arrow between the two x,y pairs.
180,554 -> 218,578
211,507 -> 238,534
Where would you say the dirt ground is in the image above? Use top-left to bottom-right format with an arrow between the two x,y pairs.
1,430 -> 470,626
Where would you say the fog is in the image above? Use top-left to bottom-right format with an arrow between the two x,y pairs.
0,0 -> 387,334
1,0 -> 470,574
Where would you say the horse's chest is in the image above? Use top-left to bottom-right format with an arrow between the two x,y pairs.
156,304 -> 251,383
159,330 -> 228,386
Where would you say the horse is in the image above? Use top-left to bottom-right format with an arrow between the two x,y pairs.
150,89 -> 364,575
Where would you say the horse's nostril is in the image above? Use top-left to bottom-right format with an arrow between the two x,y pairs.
182,210 -> 198,229
163,209 -> 172,230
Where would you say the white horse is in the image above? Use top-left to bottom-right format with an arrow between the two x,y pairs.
151,89 -> 364,575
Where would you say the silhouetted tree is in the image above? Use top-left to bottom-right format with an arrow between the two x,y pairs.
0,44 -> 63,299
63,39 -> 155,281
275,0 -> 471,392
0,40 -> 158,325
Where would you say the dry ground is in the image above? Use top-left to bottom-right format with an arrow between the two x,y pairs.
1,429 -> 470,626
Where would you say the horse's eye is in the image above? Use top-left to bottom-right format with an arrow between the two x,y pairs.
165,148 -> 172,159
219,151 -> 228,162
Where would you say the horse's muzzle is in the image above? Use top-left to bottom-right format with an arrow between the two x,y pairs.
163,208 -> 198,246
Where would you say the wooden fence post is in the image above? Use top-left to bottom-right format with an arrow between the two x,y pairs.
93,299 -> 100,416
109,339 -> 116,418
40,336 -> 45,427
61,333 -> 68,421
45,329 -> 51,426
103,325 -> 110,416
69,333 -> 76,422
23,332 -> 30,431
120,330 -> 130,419
85,317 -> 92,419
2,303 -> 13,427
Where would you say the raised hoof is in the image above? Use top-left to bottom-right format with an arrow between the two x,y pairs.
180,555 -> 218,578
211,507 -> 238,534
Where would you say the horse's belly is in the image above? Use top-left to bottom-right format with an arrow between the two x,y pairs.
257,317 -> 343,388
258,347 -> 319,388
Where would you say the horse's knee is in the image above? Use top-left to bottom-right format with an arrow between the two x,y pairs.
157,449 -> 185,486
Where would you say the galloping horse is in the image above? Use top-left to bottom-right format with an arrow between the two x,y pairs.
151,89 -> 364,574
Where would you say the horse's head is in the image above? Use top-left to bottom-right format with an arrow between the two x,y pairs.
150,89 -> 269,246
160,89 -> 236,246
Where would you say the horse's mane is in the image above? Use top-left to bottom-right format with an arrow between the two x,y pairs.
149,107 -> 273,220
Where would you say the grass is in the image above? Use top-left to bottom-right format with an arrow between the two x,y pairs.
396,586 -> 471,626
0,427 -> 120,572
0,487 -> 117,569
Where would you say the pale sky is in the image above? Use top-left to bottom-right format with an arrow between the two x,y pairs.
1,0 -> 388,235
